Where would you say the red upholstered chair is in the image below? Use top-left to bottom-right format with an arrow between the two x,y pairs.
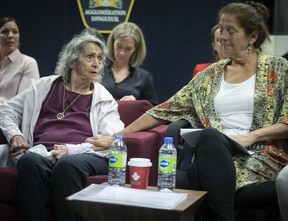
0,100 -> 168,221
192,62 -> 213,78
117,100 -> 154,127
88,100 -> 168,187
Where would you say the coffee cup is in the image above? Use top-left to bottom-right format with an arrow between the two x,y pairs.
128,158 -> 152,189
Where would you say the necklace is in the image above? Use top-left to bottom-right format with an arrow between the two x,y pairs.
56,87 -> 82,120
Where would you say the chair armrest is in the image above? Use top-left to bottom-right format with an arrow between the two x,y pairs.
149,125 -> 169,147
124,131 -> 159,186
117,100 -> 154,126
0,168 -> 17,203
87,129 -> 165,187
86,175 -> 108,186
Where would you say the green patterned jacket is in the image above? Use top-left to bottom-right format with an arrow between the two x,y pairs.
148,53 -> 288,188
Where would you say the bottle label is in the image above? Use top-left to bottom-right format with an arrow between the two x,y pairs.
109,152 -> 127,168
158,155 -> 176,172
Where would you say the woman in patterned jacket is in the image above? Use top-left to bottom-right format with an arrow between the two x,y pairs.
88,2 -> 288,220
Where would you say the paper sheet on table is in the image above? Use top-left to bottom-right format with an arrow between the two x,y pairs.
180,128 -> 251,155
67,184 -> 187,210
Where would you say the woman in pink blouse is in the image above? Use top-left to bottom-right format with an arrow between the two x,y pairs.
0,17 -> 39,104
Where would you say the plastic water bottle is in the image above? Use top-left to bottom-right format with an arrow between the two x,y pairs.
157,137 -> 177,192
108,135 -> 127,186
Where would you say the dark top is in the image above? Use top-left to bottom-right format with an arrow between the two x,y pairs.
101,60 -> 159,106
33,78 -> 93,150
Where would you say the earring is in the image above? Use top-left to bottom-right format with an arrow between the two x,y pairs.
248,43 -> 252,52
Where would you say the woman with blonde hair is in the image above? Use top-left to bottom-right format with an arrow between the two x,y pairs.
101,22 -> 159,105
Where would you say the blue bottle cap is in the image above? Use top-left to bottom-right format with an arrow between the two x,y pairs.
164,137 -> 173,143
114,134 -> 123,140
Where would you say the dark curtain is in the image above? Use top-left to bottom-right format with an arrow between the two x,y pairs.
0,0 -> 260,102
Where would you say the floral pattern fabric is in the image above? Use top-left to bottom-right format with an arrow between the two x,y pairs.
148,53 -> 288,189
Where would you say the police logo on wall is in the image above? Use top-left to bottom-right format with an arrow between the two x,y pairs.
77,0 -> 135,34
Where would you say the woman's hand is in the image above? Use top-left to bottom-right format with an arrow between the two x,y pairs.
52,144 -> 68,162
119,95 -> 136,101
91,146 -> 108,152
85,135 -> 114,149
230,123 -> 288,147
10,135 -> 30,156
230,133 -> 256,147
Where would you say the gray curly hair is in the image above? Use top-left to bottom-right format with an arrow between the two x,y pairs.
55,33 -> 107,84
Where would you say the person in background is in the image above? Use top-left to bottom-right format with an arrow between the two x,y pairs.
0,17 -> 40,104
81,26 -> 106,43
192,24 -> 228,78
87,2 -> 288,220
0,33 -> 124,221
101,22 -> 159,106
